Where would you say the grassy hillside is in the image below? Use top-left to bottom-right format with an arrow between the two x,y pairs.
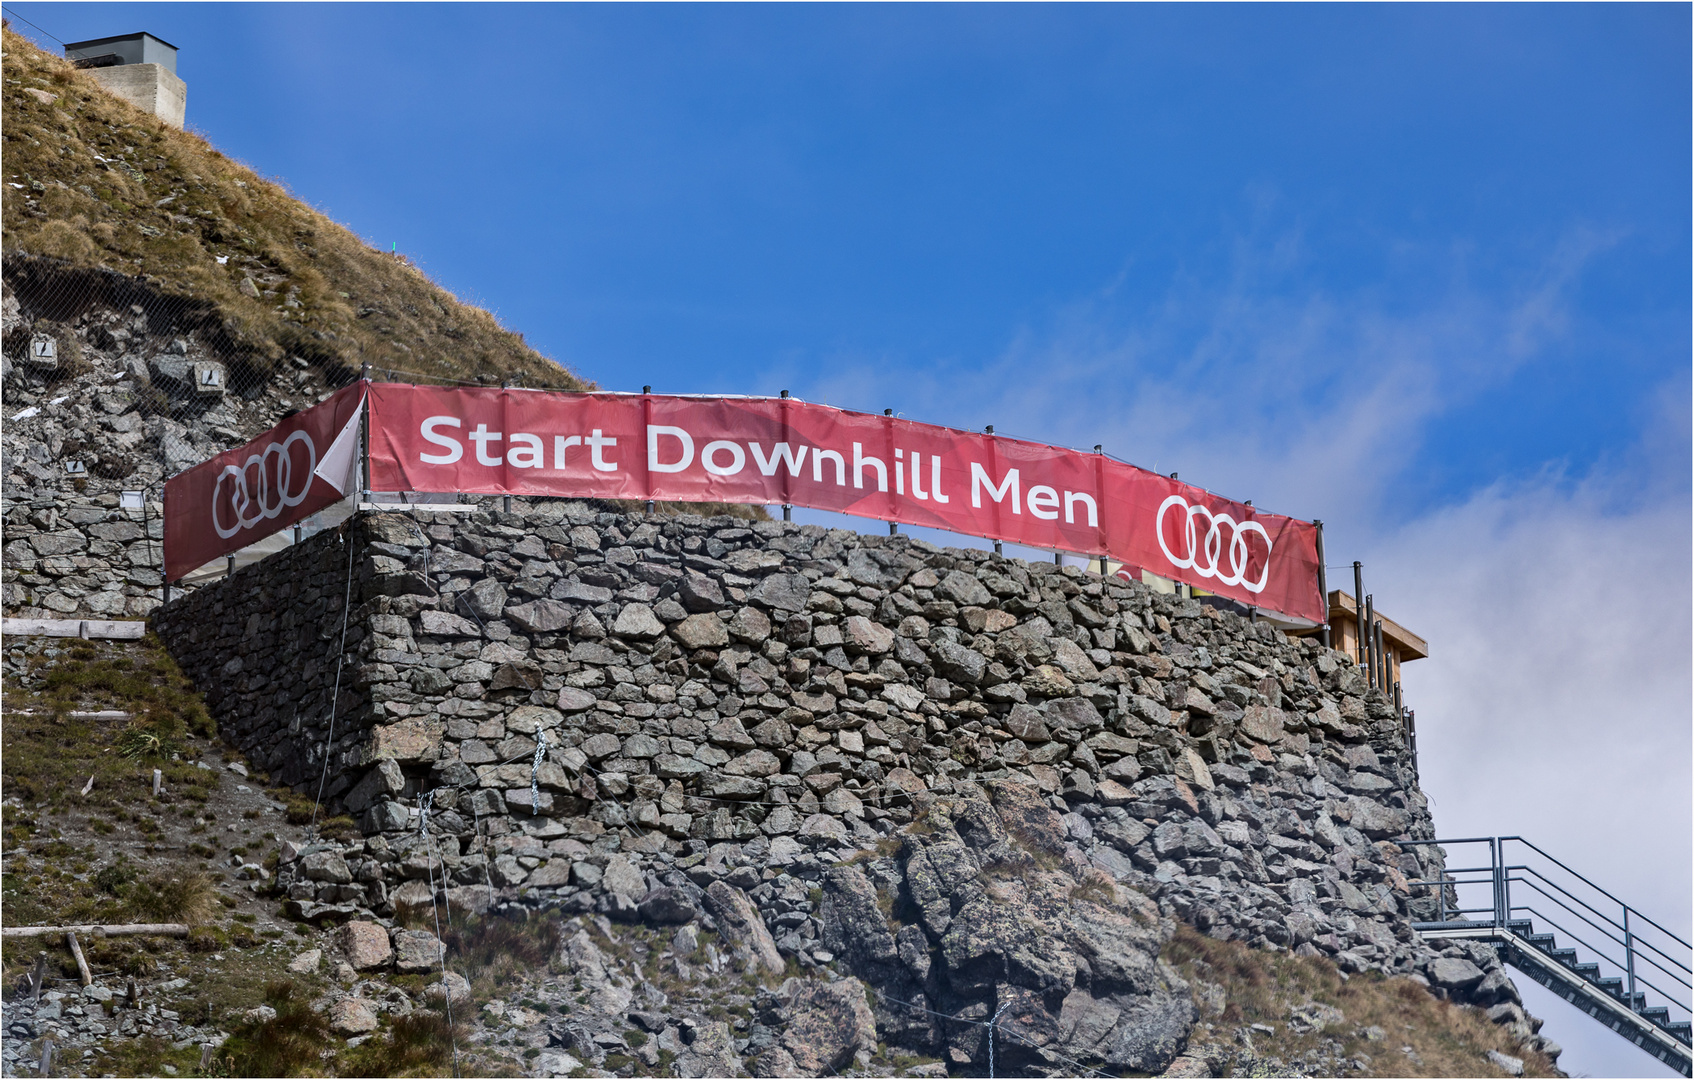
1167,926 -> 1560,1078
1,25 -> 582,390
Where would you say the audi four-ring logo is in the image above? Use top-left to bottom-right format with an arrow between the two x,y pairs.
1156,494 -> 1272,593
211,430 -> 317,539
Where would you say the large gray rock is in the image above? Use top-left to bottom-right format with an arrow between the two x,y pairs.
818,865 -> 900,978
343,758 -> 404,814
937,569 -> 992,607
749,572 -> 810,612
703,881 -> 785,976
673,612 -> 730,649
678,572 -> 726,612
612,603 -> 665,639
933,640 -> 988,684
1429,956 -> 1486,991
779,978 -> 879,1076
505,598 -> 575,633
300,851 -> 353,884
338,921 -> 392,971
601,855 -> 646,898
328,997 -> 379,1035
462,577 -> 508,621
393,930 -> 445,973
638,888 -> 698,925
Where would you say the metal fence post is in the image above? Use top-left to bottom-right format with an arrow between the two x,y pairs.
1378,620 -> 1388,689
1363,594 -> 1377,690
358,363 -> 372,505
1625,907 -> 1638,1008
1352,561 -> 1365,664
1491,838 -> 1505,928
501,379 -> 513,513
885,408 -> 897,535
1314,520 -> 1330,648
644,386 -> 655,515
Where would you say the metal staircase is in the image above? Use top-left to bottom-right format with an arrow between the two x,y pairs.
1406,837 -> 1692,1076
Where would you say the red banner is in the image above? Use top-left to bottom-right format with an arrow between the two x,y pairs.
163,383 -> 365,581
366,385 -> 1323,621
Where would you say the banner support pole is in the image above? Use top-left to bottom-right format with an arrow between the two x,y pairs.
1314,520 -> 1330,648
780,390 -> 791,521
1352,561 -> 1365,664
643,386 -> 655,515
358,364 -> 372,507
501,379 -> 513,514
884,408 -> 896,535
1364,593 -> 1377,690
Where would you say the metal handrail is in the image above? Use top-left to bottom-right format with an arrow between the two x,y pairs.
1513,903 -> 1692,1010
1418,868 -> 1692,992
1503,836 -> 1694,951
1414,876 -> 1694,1009
1511,873 -> 1694,988
1409,835 -> 1692,1031
1511,863 -> 1629,936
1510,873 -> 1634,954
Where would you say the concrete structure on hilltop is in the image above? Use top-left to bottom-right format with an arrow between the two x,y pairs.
63,32 -> 185,129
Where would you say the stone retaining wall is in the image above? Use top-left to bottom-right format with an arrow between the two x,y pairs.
151,500 -> 1556,1065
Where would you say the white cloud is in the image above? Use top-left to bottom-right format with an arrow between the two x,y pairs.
1375,475 -> 1691,923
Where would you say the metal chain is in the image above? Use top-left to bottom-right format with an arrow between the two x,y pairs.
988,1002 -> 1010,1078
529,730 -> 548,816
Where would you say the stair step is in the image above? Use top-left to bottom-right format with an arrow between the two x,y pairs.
1506,920 -> 1534,936
1596,977 -> 1623,997
1573,963 -> 1600,979
1550,949 -> 1578,965
1641,1007 -> 1671,1025
1527,935 -> 1557,950
1665,1021 -> 1691,1044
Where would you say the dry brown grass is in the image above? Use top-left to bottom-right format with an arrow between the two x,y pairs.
1165,925 -> 1559,1077
1,26 -> 583,390
437,913 -> 562,999
126,867 -> 217,924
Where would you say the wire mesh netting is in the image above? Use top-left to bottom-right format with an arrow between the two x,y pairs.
3,250 -> 362,485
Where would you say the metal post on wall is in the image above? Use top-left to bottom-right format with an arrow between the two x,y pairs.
780,390 -> 793,521
1094,446 -> 1105,575
643,386 -> 655,515
501,379 -> 513,513
1352,561 -> 1365,664
1363,593 -> 1377,690
1625,908 -> 1638,1007
1375,619 -> 1387,689
885,409 -> 897,535
358,363 -> 372,506
1313,520 -> 1331,648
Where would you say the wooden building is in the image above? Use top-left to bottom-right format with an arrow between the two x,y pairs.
1310,590 -> 1428,685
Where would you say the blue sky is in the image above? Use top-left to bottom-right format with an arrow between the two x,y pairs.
12,4 -> 1691,1073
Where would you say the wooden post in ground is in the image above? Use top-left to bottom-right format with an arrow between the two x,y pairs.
65,932 -> 91,986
